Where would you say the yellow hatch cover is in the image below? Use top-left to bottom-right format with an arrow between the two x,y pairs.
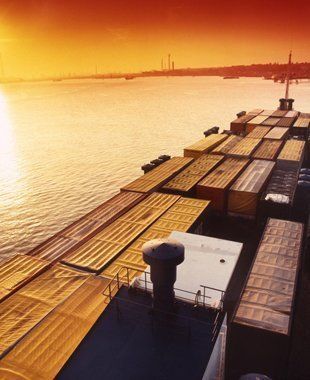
0,255 -> 50,302
100,197 -> 211,282
61,193 -> 180,273
0,276 -> 114,380
0,264 -> 89,358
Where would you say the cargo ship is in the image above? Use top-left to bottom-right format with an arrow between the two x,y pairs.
0,79 -> 309,379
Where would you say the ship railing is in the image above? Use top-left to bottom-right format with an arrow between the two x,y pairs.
102,265 -> 224,342
103,265 -> 225,311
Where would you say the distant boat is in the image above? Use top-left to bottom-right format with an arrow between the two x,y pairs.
223,76 -> 239,79
125,75 -> 134,80
53,78 -> 62,82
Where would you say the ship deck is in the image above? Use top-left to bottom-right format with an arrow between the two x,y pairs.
0,104 -> 309,379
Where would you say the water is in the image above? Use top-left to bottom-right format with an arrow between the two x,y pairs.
0,76 -> 309,263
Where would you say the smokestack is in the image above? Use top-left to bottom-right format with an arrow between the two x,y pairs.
142,238 -> 184,312
161,58 -> 163,71
287,98 -> 294,110
279,98 -> 287,110
172,61 -> 175,71
168,54 -> 171,71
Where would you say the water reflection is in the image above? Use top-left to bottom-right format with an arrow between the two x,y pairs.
0,89 -> 22,206
1,77 -> 309,259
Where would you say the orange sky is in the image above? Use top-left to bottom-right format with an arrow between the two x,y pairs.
0,0 -> 310,78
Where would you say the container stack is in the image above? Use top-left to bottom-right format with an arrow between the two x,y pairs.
211,135 -> 243,155
260,167 -> 299,220
277,117 -> 296,128
196,157 -> 249,211
245,115 -> 268,133
246,126 -> 271,139
226,138 -> 262,158
248,109 -> 264,115
121,156 -> 193,193
231,109 -> 300,139
183,134 -> 228,159
162,154 -> 224,196
292,113 -> 310,138
261,117 -> 281,127
259,110 -> 274,117
284,110 -> 299,118
272,109 -> 289,117
230,114 -> 256,134
276,140 -> 306,170
252,139 -> 283,161
227,160 -> 275,219
263,127 -> 289,140
226,218 -> 303,380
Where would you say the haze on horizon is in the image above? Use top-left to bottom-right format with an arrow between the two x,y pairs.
0,0 -> 310,78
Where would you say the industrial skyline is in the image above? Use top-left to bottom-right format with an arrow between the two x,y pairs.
161,53 -> 175,71
0,1 -> 310,78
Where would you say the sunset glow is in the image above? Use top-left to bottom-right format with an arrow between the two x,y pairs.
0,0 -> 309,78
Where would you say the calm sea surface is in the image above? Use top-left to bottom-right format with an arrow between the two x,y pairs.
1,76 -> 309,262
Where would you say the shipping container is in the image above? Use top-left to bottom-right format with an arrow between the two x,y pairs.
293,116 -> 310,128
252,139 -> 283,161
292,116 -> 310,137
100,197 -> 211,282
162,154 -> 224,196
28,191 -> 144,262
61,193 -> 180,273
211,135 -> 243,155
121,157 -> 193,193
0,255 -> 50,302
227,138 -> 262,158
260,109 -> 275,116
261,117 -> 282,127
300,112 -> 310,118
230,114 -> 256,134
272,109 -> 288,117
264,127 -> 289,140
246,126 -> 271,139
276,117 -> 296,128
284,110 -> 299,118
245,115 -> 269,133
228,160 -> 275,218
259,167 -> 299,220
277,140 -> 305,170
0,276 -> 114,379
0,264 -> 89,358
183,135 -> 228,159
196,158 -> 250,211
226,218 -> 303,380
248,109 -> 264,115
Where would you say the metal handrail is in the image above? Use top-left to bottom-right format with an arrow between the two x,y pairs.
102,265 -> 226,312
101,265 -> 225,343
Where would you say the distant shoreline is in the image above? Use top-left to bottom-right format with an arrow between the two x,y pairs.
1,61 -> 310,84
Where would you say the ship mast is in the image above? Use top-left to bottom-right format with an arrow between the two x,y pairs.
279,51 -> 294,110
285,51 -> 292,101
